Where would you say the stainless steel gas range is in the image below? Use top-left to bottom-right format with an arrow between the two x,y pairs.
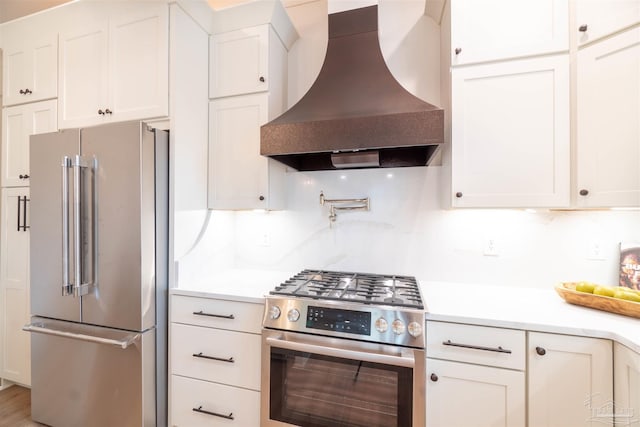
261,270 -> 426,427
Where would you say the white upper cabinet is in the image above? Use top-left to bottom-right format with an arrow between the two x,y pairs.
576,0 -> 640,46
2,30 -> 57,107
450,0 -> 569,66
576,26 -> 640,208
451,55 -> 570,207
2,100 -> 58,187
210,25 -> 270,98
58,1 -> 168,128
208,93 -> 286,210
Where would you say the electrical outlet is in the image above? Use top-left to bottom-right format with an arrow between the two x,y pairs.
587,241 -> 605,260
259,232 -> 270,247
484,239 -> 499,256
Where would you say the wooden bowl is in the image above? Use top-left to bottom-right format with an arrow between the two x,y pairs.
555,282 -> 640,319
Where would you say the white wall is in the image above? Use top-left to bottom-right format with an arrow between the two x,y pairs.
177,0 -> 640,289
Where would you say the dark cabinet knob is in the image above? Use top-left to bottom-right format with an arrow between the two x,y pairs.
19,89 -> 32,94
98,109 -> 105,115
430,373 -> 438,382
454,48 -> 462,55
579,25 -> 588,32
259,195 -> 265,201
259,76 -> 265,82
105,108 -> 113,115
579,189 -> 589,196
536,346 -> 546,356
19,174 -> 30,179
455,192 -> 463,198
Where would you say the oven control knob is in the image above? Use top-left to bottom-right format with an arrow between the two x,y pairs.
287,308 -> 301,322
375,317 -> 388,333
268,305 -> 281,320
408,321 -> 423,338
392,319 -> 406,335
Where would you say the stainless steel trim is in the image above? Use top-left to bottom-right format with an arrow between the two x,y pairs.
61,156 -> 72,296
265,335 -> 415,368
442,339 -> 512,354
23,324 -> 139,349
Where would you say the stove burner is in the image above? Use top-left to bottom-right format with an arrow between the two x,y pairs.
271,269 -> 424,309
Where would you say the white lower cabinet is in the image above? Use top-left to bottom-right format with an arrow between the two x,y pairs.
426,322 -> 615,427
613,342 -> 640,427
426,321 -> 526,427
426,358 -> 525,427
528,332 -> 613,427
169,294 -> 263,426
171,375 -> 260,427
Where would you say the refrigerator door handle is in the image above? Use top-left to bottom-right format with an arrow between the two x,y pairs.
23,323 -> 140,350
61,156 -> 73,296
71,155 -> 97,298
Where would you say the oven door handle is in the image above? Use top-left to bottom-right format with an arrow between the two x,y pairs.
265,336 -> 415,368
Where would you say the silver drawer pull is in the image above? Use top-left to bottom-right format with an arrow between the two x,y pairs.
192,406 -> 234,420
193,310 -> 235,319
193,352 -> 234,363
442,339 -> 512,354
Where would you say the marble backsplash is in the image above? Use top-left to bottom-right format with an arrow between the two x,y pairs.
176,166 -> 640,290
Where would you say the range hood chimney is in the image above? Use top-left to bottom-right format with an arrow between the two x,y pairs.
260,5 -> 444,171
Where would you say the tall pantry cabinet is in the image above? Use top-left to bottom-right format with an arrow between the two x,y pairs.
0,11 -> 59,388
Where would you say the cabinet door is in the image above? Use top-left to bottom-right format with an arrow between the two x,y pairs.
426,358 -> 525,427
2,100 -> 58,187
576,27 -> 640,208
208,94 -> 271,209
451,55 -> 570,207
450,0 -> 568,66
108,2 -> 169,122
59,18 -> 109,128
210,25 -> 269,98
0,188 -> 31,386
528,332 -> 613,427
577,0 -> 640,46
614,342 -> 640,427
2,32 -> 58,107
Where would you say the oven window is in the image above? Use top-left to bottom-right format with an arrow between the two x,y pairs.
269,347 -> 413,427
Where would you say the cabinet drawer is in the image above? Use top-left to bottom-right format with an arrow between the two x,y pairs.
171,295 -> 263,334
427,321 -> 525,370
171,375 -> 259,427
171,323 -> 261,390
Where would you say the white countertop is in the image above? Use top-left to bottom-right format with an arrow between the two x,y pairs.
171,272 -> 640,353
421,281 -> 640,353
170,269 -> 294,304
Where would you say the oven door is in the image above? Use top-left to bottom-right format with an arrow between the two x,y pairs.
261,329 -> 425,427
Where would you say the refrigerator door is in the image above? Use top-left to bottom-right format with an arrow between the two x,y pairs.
80,121 -> 159,331
30,128 -> 82,322
27,316 -> 156,427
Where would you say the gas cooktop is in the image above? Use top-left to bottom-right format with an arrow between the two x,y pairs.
270,269 -> 424,309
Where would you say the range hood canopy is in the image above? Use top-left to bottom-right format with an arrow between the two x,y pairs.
260,5 -> 444,171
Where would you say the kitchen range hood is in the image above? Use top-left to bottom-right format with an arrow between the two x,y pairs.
260,5 -> 444,171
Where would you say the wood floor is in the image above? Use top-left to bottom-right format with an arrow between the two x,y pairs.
0,385 -> 46,427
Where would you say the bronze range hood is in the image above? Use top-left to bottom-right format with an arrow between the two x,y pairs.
260,5 -> 444,171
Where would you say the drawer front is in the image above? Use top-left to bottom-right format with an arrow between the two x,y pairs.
426,321 -> 525,370
171,375 -> 259,427
171,323 -> 261,390
171,295 -> 263,334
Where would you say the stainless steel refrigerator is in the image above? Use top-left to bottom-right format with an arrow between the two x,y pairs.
24,120 -> 168,427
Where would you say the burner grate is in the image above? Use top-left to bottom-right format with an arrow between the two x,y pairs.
270,269 -> 424,309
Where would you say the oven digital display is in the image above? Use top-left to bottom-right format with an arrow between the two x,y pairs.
306,306 -> 371,336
